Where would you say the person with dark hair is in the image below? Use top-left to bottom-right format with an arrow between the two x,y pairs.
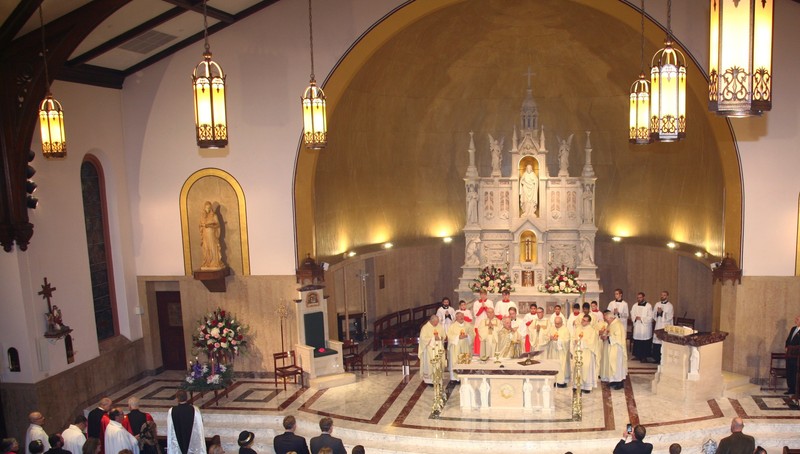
613,424 -> 653,454
104,408 -> 138,454
754,446 -> 767,454
273,415 -> 309,454
25,412 -> 50,454
309,418 -> 345,454
167,390 -> 206,454
785,314 -> 800,395
28,441 -> 44,454
607,289 -> 630,337
237,431 -> 255,454
351,446 -> 365,454
630,292 -> 653,363
62,416 -> 87,454
716,417 -> 755,454
81,439 -> 100,454
1,438 -> 19,454
668,443 -> 681,454
44,435 -> 69,454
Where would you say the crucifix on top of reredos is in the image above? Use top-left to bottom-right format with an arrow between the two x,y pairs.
199,201 -> 226,270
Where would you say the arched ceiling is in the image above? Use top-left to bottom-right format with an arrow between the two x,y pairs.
295,0 -> 741,263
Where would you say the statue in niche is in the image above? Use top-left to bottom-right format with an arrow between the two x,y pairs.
519,164 -> 538,216
465,239 -> 481,266
557,134 -> 573,176
466,185 -> 478,225
199,201 -> 225,270
582,184 -> 594,224
489,134 -> 504,175
580,236 -> 594,265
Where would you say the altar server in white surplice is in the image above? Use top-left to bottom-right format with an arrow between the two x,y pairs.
652,290 -> 674,364
606,289 -> 630,338
494,290 -> 518,320
419,315 -> 447,384
548,304 -> 566,327
435,297 -> 457,334
455,300 -> 473,323
104,409 -> 139,454
630,292 -> 654,362
61,416 -> 87,454
496,317 -> 523,359
572,314 -> 599,393
546,316 -> 571,387
527,307 -> 550,352
600,310 -> 628,390
589,301 -> 604,326
477,307 -> 500,358
447,312 -> 473,381
472,290 -> 494,355
566,303 -> 584,338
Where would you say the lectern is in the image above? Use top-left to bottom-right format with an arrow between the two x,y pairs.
651,328 -> 728,401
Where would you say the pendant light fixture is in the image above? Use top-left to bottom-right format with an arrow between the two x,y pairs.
709,0 -> 773,117
192,0 -> 228,148
629,0 -> 652,145
37,6 -> 66,159
301,0 -> 327,149
650,0 -> 686,142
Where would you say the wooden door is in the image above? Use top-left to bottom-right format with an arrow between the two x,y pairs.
156,291 -> 187,370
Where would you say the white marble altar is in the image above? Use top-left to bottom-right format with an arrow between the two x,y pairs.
454,358 -> 559,413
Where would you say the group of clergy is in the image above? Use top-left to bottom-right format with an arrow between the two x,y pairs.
418,288 -> 674,392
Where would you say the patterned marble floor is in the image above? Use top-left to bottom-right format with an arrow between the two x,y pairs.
99,356 -> 800,454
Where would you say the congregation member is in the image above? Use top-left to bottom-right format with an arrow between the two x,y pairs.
44,435 -> 70,454
600,310 -> 627,390
546,316 -> 570,387
0,439 -> 19,454
237,431 -> 256,454
613,424 -> 653,454
668,444 -> 682,454
472,290 -> 494,354
607,289 -> 630,337
25,412 -> 49,454
572,315 -> 599,394
548,304 -> 565,326
494,290 -> 517,319
528,306 -> 550,352
435,297 -> 456,333
630,292 -> 654,363
567,303 -> 583,337
61,416 -> 87,454
455,300 -> 472,322
477,307 -> 500,358
786,314 -> 800,395
309,417 -> 346,454
716,417 -> 755,454
418,314 -> 447,384
352,446 -> 365,454
652,291 -> 674,364
28,442 -> 43,454
446,311 -> 473,381
123,397 -> 153,437
104,408 -> 139,454
496,317 -> 523,359
87,398 -> 111,440
273,415 -> 309,454
167,390 -> 206,454
81,438 -> 101,454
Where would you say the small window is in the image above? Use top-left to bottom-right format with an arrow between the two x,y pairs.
7,348 -> 20,372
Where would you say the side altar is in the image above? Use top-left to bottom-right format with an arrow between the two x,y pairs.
650,328 -> 729,401
457,83 -> 601,305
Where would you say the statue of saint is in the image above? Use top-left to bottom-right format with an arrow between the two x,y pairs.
519,164 -> 538,216
465,239 -> 480,266
489,134 -> 504,175
199,201 -> 225,270
558,134 -> 573,176
582,185 -> 594,224
581,236 -> 594,265
466,185 -> 478,225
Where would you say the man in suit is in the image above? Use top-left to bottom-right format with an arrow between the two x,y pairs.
273,415 -> 309,454
613,424 -> 653,454
87,397 -> 111,440
309,417 -> 346,454
716,417 -> 755,454
786,314 -> 800,395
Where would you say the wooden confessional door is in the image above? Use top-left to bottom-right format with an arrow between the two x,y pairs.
156,291 -> 187,370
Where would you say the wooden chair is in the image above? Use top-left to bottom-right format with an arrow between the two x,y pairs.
783,447 -> 800,454
273,351 -> 303,390
675,317 -> 695,330
381,338 -> 407,375
404,336 -> 420,365
342,339 -> 364,374
767,352 -> 787,391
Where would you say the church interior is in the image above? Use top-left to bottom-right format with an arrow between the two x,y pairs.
1,0 -> 800,452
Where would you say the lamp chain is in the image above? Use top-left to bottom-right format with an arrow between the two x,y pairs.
38,6 -> 50,93
202,0 -> 210,53
308,0 -> 315,80
666,0 -> 672,39
639,0 -> 645,73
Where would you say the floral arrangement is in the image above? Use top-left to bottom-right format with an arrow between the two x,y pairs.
181,361 -> 233,391
539,265 -> 586,294
193,308 -> 249,359
470,265 -> 513,294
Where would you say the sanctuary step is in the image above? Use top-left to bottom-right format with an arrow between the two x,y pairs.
722,371 -> 762,398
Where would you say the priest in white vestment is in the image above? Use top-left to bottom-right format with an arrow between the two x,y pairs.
630,292 -> 654,362
606,289 -> 630,338
167,390 -> 206,454
494,290 -> 518,319
545,316 -> 570,387
652,290 -> 674,364
25,412 -> 49,454
496,317 -> 523,359
105,409 -> 139,454
447,312 -> 473,381
61,416 -> 87,454
472,290 -> 494,355
419,315 -> 447,384
528,307 -> 550,352
600,310 -> 628,390
435,297 -> 456,334
572,315 -> 599,393
477,307 -> 500,359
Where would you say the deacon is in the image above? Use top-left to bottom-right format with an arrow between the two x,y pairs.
496,317 -> 523,359
572,315 -> 599,394
546,316 -> 571,388
494,290 -> 518,319
600,310 -> 628,390
630,292 -> 654,363
435,297 -> 456,334
472,290 -> 494,354
104,408 -> 139,454
477,307 -> 500,358
607,289 -> 630,338
419,315 -> 447,384
652,291 -> 674,364
528,306 -> 550,352
167,390 -> 206,454
447,311 -> 474,381
455,300 -> 473,323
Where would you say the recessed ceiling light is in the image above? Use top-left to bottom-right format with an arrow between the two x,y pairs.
667,242 -> 677,249
612,236 -> 622,242
383,242 -> 393,249
443,237 -> 453,243
348,251 -> 356,257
